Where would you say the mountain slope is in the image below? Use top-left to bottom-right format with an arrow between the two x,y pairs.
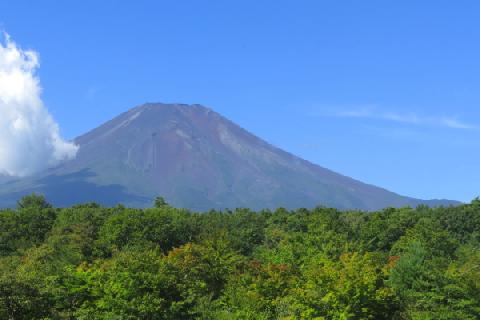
0,103 -> 459,210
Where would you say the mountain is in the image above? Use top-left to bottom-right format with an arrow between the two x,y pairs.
0,103 -> 459,211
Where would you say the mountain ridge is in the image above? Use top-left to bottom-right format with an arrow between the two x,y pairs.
0,103 -> 460,210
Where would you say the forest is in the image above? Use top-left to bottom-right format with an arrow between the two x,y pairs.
0,194 -> 479,319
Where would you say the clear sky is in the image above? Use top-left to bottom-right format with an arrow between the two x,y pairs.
1,0 -> 478,202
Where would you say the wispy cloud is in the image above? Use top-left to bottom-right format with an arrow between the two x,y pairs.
440,118 -> 475,130
334,106 -> 477,130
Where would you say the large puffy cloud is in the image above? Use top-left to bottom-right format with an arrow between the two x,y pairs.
0,32 -> 78,176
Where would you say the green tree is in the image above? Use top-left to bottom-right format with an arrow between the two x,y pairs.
17,193 -> 52,210
0,277 -> 53,320
285,252 -> 398,319
154,196 -> 169,208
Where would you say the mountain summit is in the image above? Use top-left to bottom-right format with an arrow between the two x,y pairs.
0,103 -> 458,210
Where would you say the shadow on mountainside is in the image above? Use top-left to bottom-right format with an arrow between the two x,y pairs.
0,169 -> 151,208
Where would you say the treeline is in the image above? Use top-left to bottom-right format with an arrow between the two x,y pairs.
0,195 -> 479,319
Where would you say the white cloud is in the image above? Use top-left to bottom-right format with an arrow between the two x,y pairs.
0,32 -> 78,177
335,106 -> 476,130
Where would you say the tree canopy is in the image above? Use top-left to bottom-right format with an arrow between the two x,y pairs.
0,195 -> 479,319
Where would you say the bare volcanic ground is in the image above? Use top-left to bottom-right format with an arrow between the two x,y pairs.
0,103 -> 459,210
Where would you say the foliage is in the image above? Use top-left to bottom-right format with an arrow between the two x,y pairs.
0,195 -> 479,319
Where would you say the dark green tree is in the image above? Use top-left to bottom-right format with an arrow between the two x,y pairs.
17,193 -> 52,210
154,196 -> 169,208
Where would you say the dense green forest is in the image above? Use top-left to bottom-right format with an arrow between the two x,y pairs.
0,195 -> 479,319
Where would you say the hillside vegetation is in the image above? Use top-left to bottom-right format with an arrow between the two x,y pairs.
0,195 -> 479,319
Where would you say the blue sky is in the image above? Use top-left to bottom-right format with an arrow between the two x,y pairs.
1,0 -> 478,201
